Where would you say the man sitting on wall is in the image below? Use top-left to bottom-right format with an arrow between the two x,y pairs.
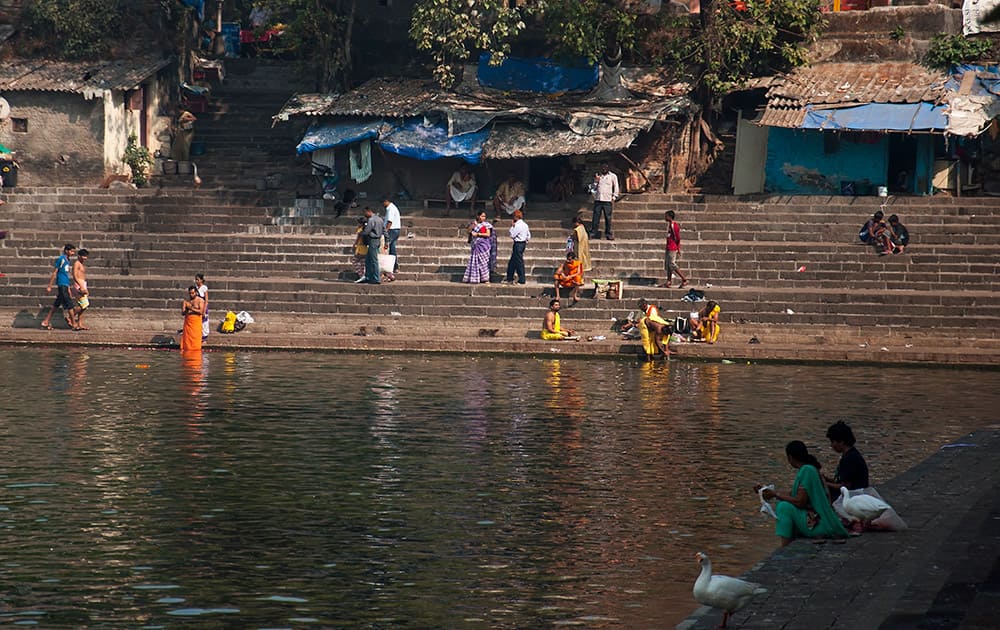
493,172 -> 526,221
446,163 -> 477,215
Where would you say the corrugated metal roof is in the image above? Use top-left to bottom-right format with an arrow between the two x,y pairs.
276,76 -> 694,158
0,56 -> 172,95
275,77 -> 693,125
275,78 -> 440,119
483,124 -> 639,159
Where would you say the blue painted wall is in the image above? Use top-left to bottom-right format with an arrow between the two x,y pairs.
765,128 -> 887,194
763,128 -> 936,195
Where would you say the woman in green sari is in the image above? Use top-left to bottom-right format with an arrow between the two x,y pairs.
760,440 -> 848,546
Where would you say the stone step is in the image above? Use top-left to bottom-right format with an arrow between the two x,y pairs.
7,294 -> 998,334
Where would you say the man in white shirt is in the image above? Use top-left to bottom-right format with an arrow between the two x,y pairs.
504,210 -> 531,285
383,195 -> 402,273
446,163 -> 477,214
590,162 -> 619,241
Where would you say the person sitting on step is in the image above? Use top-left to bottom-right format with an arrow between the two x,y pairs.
553,251 -> 584,304
888,214 -> 909,254
691,300 -> 721,344
445,163 -> 477,215
493,172 -> 526,221
541,298 -> 580,341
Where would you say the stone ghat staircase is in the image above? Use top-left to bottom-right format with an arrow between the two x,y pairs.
158,58 -> 311,192
0,186 -> 998,364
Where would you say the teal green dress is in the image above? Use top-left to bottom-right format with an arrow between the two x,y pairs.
774,464 -> 848,540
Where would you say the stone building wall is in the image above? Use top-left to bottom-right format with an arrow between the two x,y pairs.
0,92 -> 105,187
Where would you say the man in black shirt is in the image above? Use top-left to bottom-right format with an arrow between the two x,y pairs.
824,420 -> 870,502
888,214 -> 909,253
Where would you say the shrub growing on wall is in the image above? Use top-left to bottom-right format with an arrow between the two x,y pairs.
924,34 -> 993,70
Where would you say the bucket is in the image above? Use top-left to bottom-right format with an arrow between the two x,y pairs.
877,185 -> 888,197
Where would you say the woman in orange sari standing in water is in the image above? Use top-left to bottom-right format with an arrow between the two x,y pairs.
180,285 -> 205,352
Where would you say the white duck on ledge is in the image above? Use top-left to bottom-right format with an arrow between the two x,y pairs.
840,486 -> 891,522
693,552 -> 767,628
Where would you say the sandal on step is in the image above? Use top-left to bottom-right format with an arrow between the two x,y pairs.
40,322 -> 53,330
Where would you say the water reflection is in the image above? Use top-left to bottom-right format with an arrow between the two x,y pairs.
0,348 -> 995,627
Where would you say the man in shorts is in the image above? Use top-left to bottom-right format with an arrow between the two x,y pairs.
71,248 -> 90,330
41,243 -> 77,330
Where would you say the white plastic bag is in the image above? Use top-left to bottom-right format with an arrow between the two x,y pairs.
236,311 -> 255,324
758,484 -> 777,519
379,253 -> 396,274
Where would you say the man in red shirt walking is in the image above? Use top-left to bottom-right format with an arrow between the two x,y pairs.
659,210 -> 689,288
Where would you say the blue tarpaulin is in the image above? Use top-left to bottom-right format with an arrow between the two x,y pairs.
477,54 -> 598,94
802,102 -> 947,132
378,119 -> 488,164
180,0 -> 204,21
297,120 -> 384,154
949,64 -> 1000,95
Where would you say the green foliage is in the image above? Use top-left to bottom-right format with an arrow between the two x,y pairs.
540,0 -> 638,65
21,0 -> 126,59
639,14 -> 701,71
700,0 -> 825,96
123,135 -> 153,188
924,33 -> 992,70
409,0 -> 536,89
890,25 -> 905,41
408,0 -> 821,98
260,0 -> 356,91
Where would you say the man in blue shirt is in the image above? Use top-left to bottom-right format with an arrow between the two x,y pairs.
41,243 -> 77,329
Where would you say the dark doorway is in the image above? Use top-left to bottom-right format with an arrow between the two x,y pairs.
888,135 -> 917,194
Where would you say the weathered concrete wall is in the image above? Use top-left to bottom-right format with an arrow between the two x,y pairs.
812,5 -> 965,62
0,92 -> 104,186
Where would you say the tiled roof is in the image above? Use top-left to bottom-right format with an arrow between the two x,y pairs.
0,56 -> 172,95
765,62 -> 947,106
759,62 -> 948,129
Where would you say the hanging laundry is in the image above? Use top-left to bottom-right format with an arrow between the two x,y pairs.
311,148 -> 335,175
349,139 -> 372,183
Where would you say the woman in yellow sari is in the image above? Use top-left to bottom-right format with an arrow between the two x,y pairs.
180,286 -> 205,352
570,214 -> 591,273
636,298 -> 671,358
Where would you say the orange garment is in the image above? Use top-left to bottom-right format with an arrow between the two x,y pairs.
555,259 -> 583,287
181,314 -> 203,352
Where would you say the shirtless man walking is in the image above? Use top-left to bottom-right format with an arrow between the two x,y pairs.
71,248 -> 90,330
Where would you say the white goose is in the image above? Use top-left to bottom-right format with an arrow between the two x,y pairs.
840,486 -> 890,522
693,552 -> 767,628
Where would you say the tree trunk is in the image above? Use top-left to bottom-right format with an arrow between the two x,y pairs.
340,0 -> 357,90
